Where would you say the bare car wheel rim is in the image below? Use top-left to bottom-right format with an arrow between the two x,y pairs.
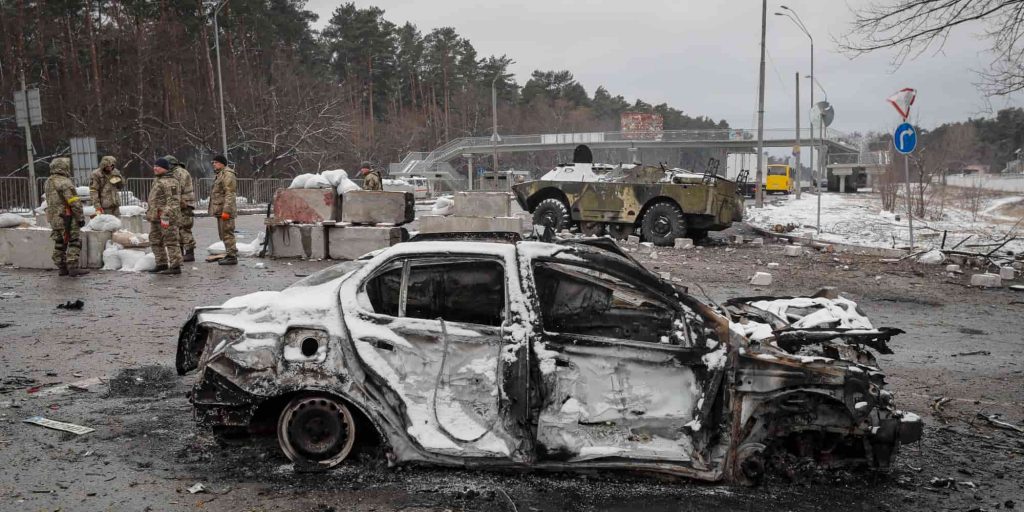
278,396 -> 356,468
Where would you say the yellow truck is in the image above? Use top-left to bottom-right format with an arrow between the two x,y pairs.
765,164 -> 794,194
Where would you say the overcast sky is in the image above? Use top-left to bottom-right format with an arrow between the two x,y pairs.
305,0 -> 1021,136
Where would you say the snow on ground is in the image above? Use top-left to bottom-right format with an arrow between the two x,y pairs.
745,192 -> 1024,255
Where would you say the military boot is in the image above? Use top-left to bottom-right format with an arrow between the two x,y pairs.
68,267 -> 90,277
58,263 -> 70,276
158,266 -> 182,275
183,248 -> 195,262
218,255 -> 238,266
147,264 -> 169,273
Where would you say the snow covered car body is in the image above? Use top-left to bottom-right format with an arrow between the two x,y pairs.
175,238 -> 921,483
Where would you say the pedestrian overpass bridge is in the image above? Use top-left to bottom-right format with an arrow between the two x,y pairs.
390,128 -> 860,179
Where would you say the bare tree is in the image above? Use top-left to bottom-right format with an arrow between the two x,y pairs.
842,0 -> 1024,95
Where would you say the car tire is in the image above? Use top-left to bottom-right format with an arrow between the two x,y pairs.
533,198 -> 571,232
641,201 -> 685,246
277,394 -> 356,471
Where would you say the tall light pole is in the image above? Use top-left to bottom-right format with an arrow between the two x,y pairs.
776,6 -> 812,200
491,75 -> 501,179
212,0 -> 229,157
754,0 -> 768,208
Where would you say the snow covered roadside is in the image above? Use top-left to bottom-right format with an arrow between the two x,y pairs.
745,192 -> 1024,255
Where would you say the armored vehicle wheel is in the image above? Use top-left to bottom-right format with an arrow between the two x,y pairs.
579,221 -> 606,237
641,201 -> 685,246
278,394 -> 356,471
533,198 -> 571,232
606,223 -> 632,240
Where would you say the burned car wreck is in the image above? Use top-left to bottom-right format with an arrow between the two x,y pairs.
176,237 -> 922,484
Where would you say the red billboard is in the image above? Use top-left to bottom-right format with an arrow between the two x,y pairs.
620,112 -> 664,140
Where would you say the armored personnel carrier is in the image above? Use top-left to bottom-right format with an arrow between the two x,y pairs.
512,145 -> 745,245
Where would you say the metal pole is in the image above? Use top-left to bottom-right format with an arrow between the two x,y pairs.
794,72 -> 801,200
214,2 -> 228,156
754,0 -> 767,208
491,76 -> 499,175
21,69 -> 38,209
817,117 -> 823,233
904,154 -> 914,249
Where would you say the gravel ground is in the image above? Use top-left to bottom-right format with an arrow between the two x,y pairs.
1,216 -> 1022,511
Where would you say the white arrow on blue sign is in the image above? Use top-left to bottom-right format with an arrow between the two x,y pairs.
893,122 -> 917,154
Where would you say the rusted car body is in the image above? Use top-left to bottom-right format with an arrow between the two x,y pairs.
176,238 -> 921,483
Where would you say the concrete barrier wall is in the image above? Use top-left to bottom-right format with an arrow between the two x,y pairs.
946,174 -> 1024,193
341,191 -> 414,225
269,224 -> 327,259
327,226 -> 402,260
453,192 -> 511,217
272,189 -> 340,224
418,216 -> 523,234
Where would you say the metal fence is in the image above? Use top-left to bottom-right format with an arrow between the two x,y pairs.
1,176 -> 296,213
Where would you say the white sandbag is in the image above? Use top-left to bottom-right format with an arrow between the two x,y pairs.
321,169 -> 349,187
289,173 -> 315,189
917,249 -> 945,265
112,230 -> 148,247
117,249 -> 147,272
304,175 -> 332,189
119,205 -> 145,217
102,241 -> 124,270
209,231 -> 265,257
0,213 -> 32,228
336,176 -> 361,195
86,214 -> 122,232
430,195 -> 455,216
83,206 -> 96,217
76,186 -> 90,197
132,252 -> 157,272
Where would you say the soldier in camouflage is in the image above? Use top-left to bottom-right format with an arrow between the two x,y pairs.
164,155 -> 196,261
89,155 -> 124,216
44,158 -> 89,277
359,161 -> 382,191
209,155 -> 238,265
146,158 -> 183,274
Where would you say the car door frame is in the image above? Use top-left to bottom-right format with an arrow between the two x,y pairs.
522,254 -> 728,469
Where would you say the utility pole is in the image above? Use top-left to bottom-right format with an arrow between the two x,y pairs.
213,0 -> 229,157
20,68 -> 38,209
754,0 -> 767,208
794,72 -> 801,199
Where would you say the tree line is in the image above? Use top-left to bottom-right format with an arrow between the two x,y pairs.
0,1 -> 727,180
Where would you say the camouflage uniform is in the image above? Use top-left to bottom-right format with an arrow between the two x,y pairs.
89,156 -> 124,216
165,156 -> 196,253
44,158 -> 85,269
147,173 -> 183,268
363,169 -> 383,191
210,165 -> 238,257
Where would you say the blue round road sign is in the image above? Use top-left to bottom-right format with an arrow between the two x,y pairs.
893,122 -> 917,154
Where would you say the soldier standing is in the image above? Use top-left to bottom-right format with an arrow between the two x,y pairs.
89,156 -> 124,216
164,155 -> 196,261
209,155 -> 238,265
146,158 -> 183,275
359,161 -> 382,191
44,158 -> 89,277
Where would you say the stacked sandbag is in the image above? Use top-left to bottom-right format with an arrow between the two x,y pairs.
207,231 -> 265,257
85,214 -> 122,232
288,169 -> 361,195
0,213 -> 34,228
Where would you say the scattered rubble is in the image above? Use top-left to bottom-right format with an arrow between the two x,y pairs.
56,300 -> 84,310
969,273 -> 1002,288
749,271 -> 773,286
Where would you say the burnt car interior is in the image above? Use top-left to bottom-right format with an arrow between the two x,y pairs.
365,258 -> 506,326
533,262 -> 674,343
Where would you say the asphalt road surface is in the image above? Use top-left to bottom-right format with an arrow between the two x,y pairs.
1,217 -> 1022,511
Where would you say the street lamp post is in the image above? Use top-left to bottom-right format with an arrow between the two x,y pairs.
213,0 -> 229,157
754,0 -> 768,208
491,74 -> 503,190
776,6 -> 813,199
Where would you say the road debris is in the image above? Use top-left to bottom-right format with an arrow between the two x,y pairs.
187,483 -> 207,494
976,413 -> 1024,434
23,416 -> 95,435
56,299 -> 85,310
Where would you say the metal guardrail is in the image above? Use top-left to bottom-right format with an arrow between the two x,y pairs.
397,128 -> 857,176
